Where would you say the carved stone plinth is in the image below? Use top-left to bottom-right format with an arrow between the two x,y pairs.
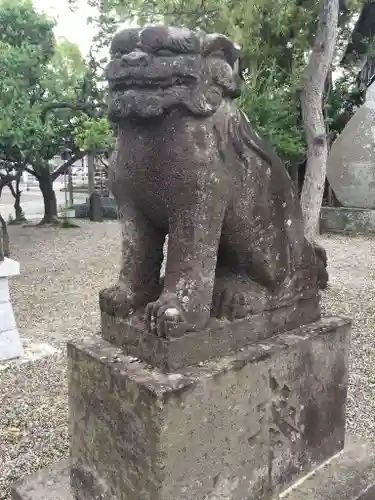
68,317 -> 350,500
101,295 -> 320,372
11,440 -> 375,500
18,316 -> 352,500
11,317 -> 375,500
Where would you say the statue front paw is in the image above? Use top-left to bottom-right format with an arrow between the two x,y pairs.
99,284 -> 137,317
145,292 -> 189,338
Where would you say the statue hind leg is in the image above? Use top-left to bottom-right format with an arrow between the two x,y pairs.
211,230 -> 320,321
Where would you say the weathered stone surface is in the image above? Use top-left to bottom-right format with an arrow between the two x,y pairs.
12,440 -> 375,500
327,81 -> 375,209
11,460 -> 72,500
101,294 -> 320,371
69,316 -> 350,500
320,207 -> 375,235
279,438 -> 375,500
101,25 -> 327,339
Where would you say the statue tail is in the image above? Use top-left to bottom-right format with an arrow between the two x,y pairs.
313,242 -> 329,290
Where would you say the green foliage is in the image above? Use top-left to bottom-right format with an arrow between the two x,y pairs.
326,71 -> 365,144
81,0 -> 318,163
0,0 -> 105,187
68,0 -> 366,166
239,65 -> 305,166
47,39 -> 87,98
74,117 -> 114,152
0,0 -> 55,170
0,0 -> 55,57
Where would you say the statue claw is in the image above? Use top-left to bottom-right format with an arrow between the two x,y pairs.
145,295 -> 188,337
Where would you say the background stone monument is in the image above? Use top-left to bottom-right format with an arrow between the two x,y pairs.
327,81 -> 375,209
12,26 -> 375,500
322,80 -> 375,234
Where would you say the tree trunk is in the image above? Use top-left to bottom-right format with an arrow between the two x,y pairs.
14,176 -> 23,220
87,154 -> 95,196
38,175 -> 58,224
8,176 -> 24,221
300,0 -> 339,240
68,165 -> 74,206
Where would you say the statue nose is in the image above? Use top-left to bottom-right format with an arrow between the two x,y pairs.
121,50 -> 149,66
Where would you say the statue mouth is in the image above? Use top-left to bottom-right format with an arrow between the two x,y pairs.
109,75 -> 197,92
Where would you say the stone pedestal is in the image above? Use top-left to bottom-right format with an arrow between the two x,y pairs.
10,316 -> 375,499
12,441 -> 375,500
68,318 -> 350,500
0,258 -> 23,361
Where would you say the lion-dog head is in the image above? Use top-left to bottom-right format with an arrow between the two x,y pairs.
106,25 -> 242,120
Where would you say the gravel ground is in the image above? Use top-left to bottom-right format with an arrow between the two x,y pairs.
0,223 -> 375,499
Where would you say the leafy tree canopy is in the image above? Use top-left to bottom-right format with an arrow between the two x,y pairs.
67,0 -> 366,166
0,0 -> 109,181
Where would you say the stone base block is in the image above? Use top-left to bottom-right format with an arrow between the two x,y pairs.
74,197 -> 118,220
11,442 -> 375,500
11,460 -> 71,500
101,294 -> 320,371
320,207 -> 375,235
67,317 -> 350,500
279,438 -> 375,500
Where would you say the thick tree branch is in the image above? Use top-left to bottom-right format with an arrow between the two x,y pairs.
25,166 -> 37,177
7,179 -> 20,200
0,171 -> 18,190
51,151 -> 86,181
41,101 -> 97,123
97,156 -> 109,169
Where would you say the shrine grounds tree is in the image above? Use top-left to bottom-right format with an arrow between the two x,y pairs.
67,0 -> 367,241
0,0 -> 106,224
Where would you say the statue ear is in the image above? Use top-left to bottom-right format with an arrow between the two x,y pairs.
110,28 -> 141,55
201,34 -> 241,67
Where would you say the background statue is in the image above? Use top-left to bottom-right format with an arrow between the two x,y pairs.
100,25 -> 328,337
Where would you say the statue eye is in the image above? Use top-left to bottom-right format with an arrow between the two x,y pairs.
209,50 -> 227,61
155,49 -> 174,56
112,50 -> 129,58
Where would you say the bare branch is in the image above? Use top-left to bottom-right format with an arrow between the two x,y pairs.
41,101 -> 97,123
97,156 -> 109,169
24,167 -> 36,177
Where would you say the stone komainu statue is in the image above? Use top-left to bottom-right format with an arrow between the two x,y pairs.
100,25 -> 328,338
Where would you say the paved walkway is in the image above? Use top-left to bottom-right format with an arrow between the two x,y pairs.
0,183 -> 86,221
